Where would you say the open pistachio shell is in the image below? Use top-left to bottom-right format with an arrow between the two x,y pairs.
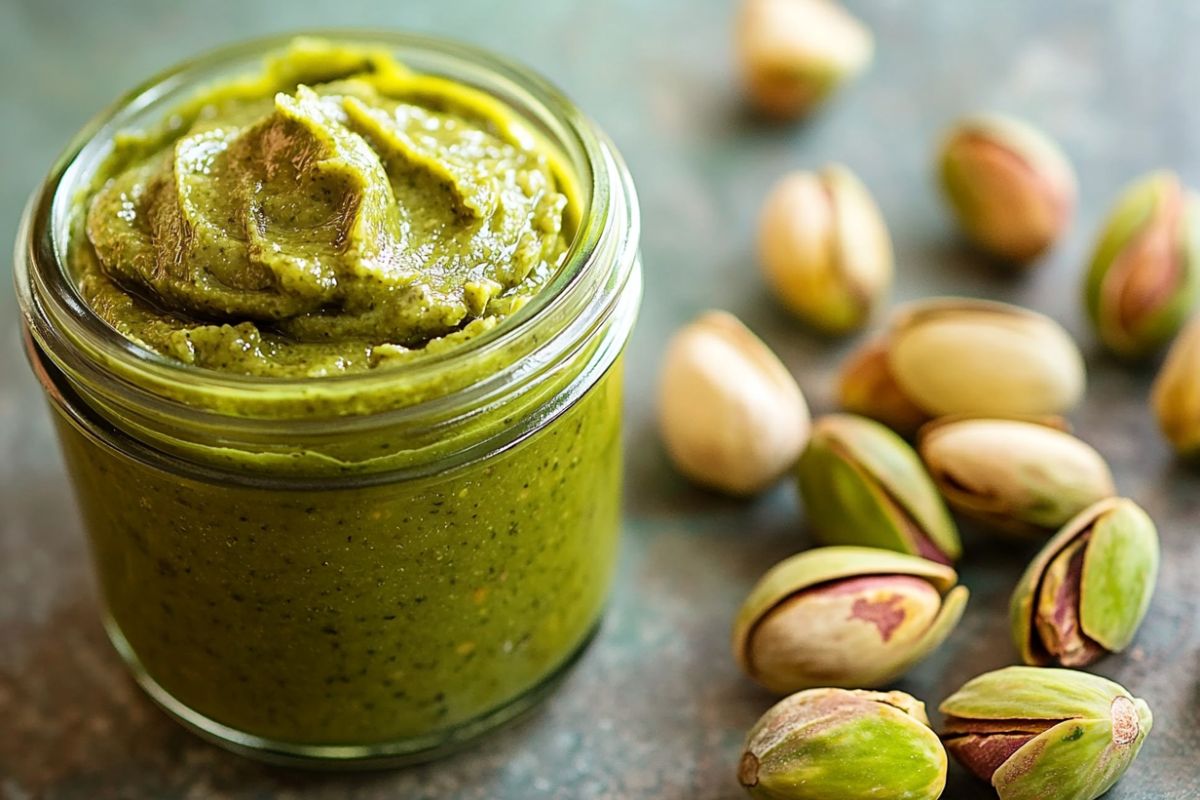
941,666 -> 1152,800
1152,315 -> 1200,457
837,337 -> 932,436
796,414 -> 962,564
759,165 -> 893,334
939,114 -> 1076,263
918,417 -> 1115,536
887,298 -> 1086,417
741,688 -> 947,800
732,546 -> 968,692
1010,497 -> 1159,667
1084,171 -> 1200,359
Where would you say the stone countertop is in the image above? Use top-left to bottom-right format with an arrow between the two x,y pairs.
2,1 -> 1198,798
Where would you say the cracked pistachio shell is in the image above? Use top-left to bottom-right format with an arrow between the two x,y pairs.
759,165 -> 893,334
1011,497 -> 1159,667
918,418 -> 1115,536
887,298 -> 1086,417
1152,316 -> 1200,456
736,0 -> 873,119
658,311 -> 811,495
939,114 -> 1076,263
837,337 -> 932,436
796,414 -> 961,564
732,546 -> 968,693
941,666 -> 1152,800
740,688 -> 946,800
1085,171 -> 1200,359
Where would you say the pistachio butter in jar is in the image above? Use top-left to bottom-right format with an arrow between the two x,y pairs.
15,33 -> 641,766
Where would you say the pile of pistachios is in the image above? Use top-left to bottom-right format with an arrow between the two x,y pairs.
655,2 -> 1197,798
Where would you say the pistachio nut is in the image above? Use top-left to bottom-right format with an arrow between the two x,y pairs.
658,311 -> 811,495
837,337 -> 931,436
1011,497 -> 1158,667
736,0 -> 873,119
1084,171 -> 1200,358
918,418 -> 1115,536
886,298 -> 1086,417
938,114 -> 1076,263
732,546 -> 968,693
759,165 -> 893,334
941,666 -> 1152,800
796,414 -> 961,564
740,688 -> 946,800
1152,315 -> 1200,456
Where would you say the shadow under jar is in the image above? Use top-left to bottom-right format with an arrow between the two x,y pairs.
14,32 -> 641,767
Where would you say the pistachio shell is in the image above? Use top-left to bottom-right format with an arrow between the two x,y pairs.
837,337 -> 932,435
732,546 -> 968,692
918,418 -> 1115,535
941,666 -> 1152,800
939,114 -> 1076,263
759,165 -> 893,334
658,311 -> 811,495
1084,171 -> 1200,358
741,688 -> 947,800
1010,498 -> 1159,667
736,0 -> 873,119
887,298 -> 1086,417
797,414 -> 962,564
1151,315 -> 1200,456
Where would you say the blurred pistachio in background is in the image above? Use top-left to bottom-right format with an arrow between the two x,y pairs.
1084,171 -> 1200,359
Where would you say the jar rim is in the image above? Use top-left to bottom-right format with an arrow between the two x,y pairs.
16,30 -> 637,426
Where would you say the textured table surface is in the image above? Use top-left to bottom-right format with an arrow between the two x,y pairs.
2,1 -> 1199,798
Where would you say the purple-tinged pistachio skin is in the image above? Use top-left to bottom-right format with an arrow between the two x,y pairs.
732,546 -> 967,692
941,666 -> 1152,800
1011,498 -> 1158,667
796,415 -> 962,564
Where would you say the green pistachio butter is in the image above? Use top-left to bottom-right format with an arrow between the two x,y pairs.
75,38 -> 579,376
49,38 -> 627,751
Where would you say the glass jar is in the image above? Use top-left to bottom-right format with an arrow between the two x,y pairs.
15,31 -> 641,767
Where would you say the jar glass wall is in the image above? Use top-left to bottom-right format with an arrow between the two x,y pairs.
15,31 -> 641,767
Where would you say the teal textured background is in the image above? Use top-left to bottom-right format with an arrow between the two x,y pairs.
2,1 -> 1198,798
